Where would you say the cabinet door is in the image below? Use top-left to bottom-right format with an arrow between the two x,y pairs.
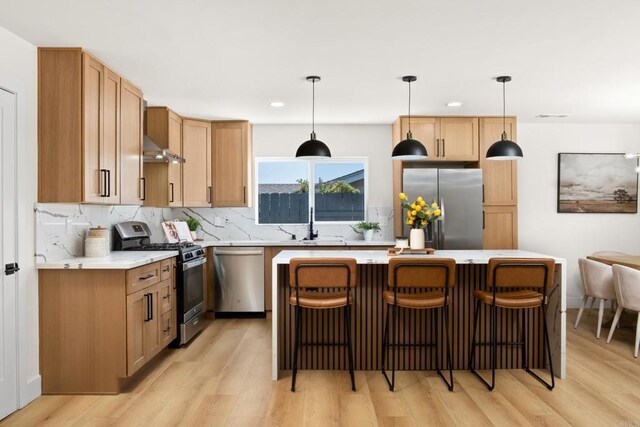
144,284 -> 162,359
159,279 -> 172,315
182,119 -> 212,207
82,54 -> 104,203
168,112 -> 183,207
483,206 -> 518,249
120,79 -> 144,205
160,311 -> 174,347
212,122 -> 251,206
102,67 -> 121,203
480,117 -> 517,205
439,117 -> 478,161
400,117 -> 439,159
126,289 -> 147,375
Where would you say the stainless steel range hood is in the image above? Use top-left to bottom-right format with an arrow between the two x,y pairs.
143,135 -> 185,163
143,100 -> 186,163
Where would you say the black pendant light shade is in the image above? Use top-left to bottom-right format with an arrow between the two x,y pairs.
486,76 -> 523,160
392,76 -> 428,160
295,132 -> 331,158
296,76 -> 331,158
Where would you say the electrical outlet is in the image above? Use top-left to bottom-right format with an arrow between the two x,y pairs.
65,218 -> 73,235
214,216 -> 224,227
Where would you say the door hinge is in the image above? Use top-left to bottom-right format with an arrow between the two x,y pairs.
5,262 -> 20,275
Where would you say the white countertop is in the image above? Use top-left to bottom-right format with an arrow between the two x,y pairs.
197,239 -> 396,247
273,249 -> 566,265
36,251 -> 179,270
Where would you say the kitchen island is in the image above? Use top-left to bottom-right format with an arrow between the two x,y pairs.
271,250 -> 566,381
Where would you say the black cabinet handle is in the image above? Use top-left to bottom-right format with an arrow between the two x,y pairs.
141,177 -> 146,201
207,186 -> 212,204
442,139 -> 445,157
482,185 -> 485,203
149,293 -> 153,320
436,139 -> 439,157
139,273 -> 155,281
169,183 -> 174,203
100,169 -> 107,197
482,211 -> 486,230
144,294 -> 151,321
243,186 -> 246,204
106,169 -> 111,197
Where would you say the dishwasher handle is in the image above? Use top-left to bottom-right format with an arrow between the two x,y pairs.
214,249 -> 264,256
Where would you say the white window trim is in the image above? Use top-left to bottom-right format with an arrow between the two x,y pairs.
254,157 -> 369,226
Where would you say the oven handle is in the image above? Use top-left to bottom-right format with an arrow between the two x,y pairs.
182,257 -> 206,271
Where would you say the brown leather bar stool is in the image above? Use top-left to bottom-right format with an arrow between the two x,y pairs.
381,257 -> 456,392
469,258 -> 556,391
289,257 -> 357,392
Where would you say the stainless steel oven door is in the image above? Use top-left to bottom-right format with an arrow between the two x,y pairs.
180,257 -> 206,322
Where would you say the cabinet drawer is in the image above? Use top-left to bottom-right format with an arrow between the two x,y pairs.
160,258 -> 173,281
126,262 -> 161,295
159,279 -> 173,315
161,311 -> 174,347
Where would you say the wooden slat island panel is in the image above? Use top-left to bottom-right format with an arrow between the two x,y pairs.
271,250 -> 566,381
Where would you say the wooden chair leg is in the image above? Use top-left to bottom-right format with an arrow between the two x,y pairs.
607,306 -> 624,343
597,298 -> 605,339
574,295 -> 588,328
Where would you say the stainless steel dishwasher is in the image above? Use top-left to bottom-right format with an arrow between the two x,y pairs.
213,247 -> 265,317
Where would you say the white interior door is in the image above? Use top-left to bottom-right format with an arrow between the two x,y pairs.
0,87 -> 18,420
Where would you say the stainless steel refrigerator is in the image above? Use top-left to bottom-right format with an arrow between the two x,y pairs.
402,168 -> 483,249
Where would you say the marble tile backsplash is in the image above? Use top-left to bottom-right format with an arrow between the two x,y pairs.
35,204 -> 394,262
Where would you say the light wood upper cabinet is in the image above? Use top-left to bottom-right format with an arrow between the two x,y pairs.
479,117 -> 517,205
38,48 -> 143,204
398,117 -> 478,161
399,117 -> 438,157
483,205 -> 518,249
439,117 -> 478,161
182,119 -> 212,207
211,121 -> 253,207
103,67 -> 121,204
120,79 -> 144,205
144,108 -> 183,207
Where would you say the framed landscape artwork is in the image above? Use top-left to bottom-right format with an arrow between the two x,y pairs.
557,153 -> 638,213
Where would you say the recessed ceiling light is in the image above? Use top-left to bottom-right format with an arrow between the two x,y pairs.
270,101 -> 285,108
446,101 -> 463,107
536,114 -> 571,118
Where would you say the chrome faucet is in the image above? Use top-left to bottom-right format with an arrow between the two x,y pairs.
307,207 -> 318,240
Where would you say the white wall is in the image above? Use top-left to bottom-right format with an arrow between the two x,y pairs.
253,124 -> 392,207
0,26 -> 39,405
518,124 -> 640,308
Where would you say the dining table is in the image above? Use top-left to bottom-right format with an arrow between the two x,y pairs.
587,254 -> 640,270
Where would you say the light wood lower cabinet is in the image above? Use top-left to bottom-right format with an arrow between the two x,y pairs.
483,206 -> 518,249
39,258 -> 176,394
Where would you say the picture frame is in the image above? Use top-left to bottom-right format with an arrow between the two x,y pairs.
557,153 -> 638,213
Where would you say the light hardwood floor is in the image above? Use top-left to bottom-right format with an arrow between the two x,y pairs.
3,310 -> 640,426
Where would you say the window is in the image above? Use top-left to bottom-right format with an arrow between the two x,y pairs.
256,158 -> 367,224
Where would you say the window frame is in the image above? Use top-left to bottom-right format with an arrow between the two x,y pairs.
254,157 -> 369,225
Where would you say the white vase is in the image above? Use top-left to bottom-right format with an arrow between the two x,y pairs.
190,231 -> 198,241
409,228 -> 425,249
364,229 -> 374,242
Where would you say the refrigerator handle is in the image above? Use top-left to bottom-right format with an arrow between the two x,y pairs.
439,198 -> 445,249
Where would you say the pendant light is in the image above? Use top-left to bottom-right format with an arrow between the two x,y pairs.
392,76 -> 428,160
486,76 -> 523,160
296,76 -> 331,158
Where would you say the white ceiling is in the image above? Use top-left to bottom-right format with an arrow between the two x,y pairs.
2,0 -> 639,124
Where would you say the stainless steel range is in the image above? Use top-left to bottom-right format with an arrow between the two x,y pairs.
114,221 -> 206,346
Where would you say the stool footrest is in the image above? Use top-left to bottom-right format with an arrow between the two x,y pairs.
299,342 -> 347,347
473,341 -> 525,347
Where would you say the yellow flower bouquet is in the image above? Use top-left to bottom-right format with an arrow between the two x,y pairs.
399,192 -> 442,229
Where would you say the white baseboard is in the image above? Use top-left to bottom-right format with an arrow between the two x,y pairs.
19,375 -> 41,408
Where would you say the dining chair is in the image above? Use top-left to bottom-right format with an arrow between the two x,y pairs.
607,264 -> 640,358
576,258 -> 615,338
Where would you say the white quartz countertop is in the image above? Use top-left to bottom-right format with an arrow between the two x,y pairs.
273,249 -> 566,265
36,251 -> 179,270
197,240 -> 396,247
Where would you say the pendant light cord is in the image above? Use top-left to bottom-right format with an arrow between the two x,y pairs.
408,79 -> 412,134
502,79 -> 506,133
312,78 -> 315,135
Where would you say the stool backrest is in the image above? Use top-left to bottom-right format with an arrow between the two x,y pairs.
388,257 -> 456,289
578,258 -> 615,300
487,258 -> 555,289
290,258 -> 357,289
612,264 -> 640,312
